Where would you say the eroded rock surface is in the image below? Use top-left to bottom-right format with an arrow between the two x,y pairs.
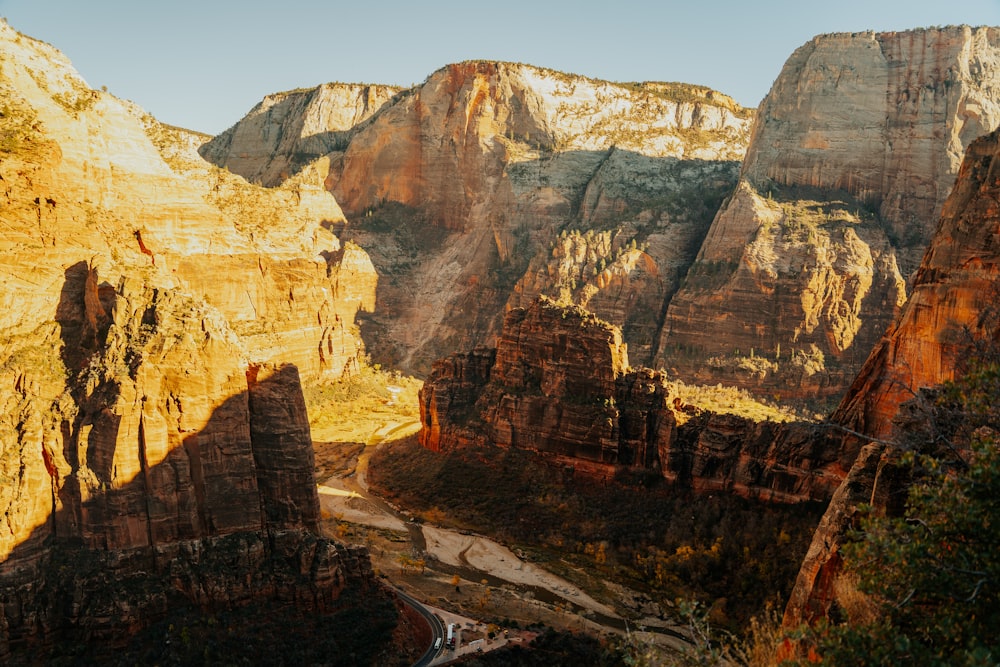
200,82 -> 401,186
314,62 -> 753,372
420,297 -> 845,502
661,26 -> 1000,401
0,20 -> 387,658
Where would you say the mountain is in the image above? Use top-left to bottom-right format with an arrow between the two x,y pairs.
217,60 -> 754,373
661,26 -> 1000,404
199,81 -> 401,186
0,20 -> 398,659
211,28 -> 1000,412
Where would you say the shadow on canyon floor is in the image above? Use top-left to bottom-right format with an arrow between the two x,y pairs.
0,352 -> 408,665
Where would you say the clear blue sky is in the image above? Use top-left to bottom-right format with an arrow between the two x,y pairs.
1,1 -> 998,135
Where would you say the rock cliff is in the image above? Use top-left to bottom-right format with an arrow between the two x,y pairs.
785,127 -> 1000,623
200,82 -> 401,186
0,20 -> 390,658
661,26 -> 1000,402
419,297 -> 846,502
287,61 -> 752,372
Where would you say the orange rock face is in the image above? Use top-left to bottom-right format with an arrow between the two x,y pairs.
315,61 -> 752,372
419,297 -> 846,502
785,127 -> 1000,624
0,21 -> 384,656
0,19 -> 376,563
200,82 -> 401,186
661,27 -> 1000,403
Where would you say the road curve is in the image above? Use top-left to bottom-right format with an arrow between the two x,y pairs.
394,587 -> 444,667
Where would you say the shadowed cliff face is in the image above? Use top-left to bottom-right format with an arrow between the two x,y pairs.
0,362 -> 377,659
419,297 -> 847,503
785,127 -> 1000,625
0,263 -> 390,660
661,26 -> 1000,403
4,272 -> 321,566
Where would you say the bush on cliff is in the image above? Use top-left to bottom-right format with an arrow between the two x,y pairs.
810,361 -> 1000,665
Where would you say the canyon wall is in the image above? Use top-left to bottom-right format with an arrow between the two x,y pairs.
200,82 -> 401,186
420,297 -> 847,503
0,20 -> 388,658
785,127 -> 1000,624
661,26 -> 1000,402
207,61 -> 751,372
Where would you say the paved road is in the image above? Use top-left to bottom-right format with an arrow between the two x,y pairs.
394,587 -> 445,667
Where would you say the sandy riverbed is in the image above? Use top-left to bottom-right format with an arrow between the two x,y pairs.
318,472 -> 619,619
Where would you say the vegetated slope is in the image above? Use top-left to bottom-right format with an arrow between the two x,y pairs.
0,20 -> 404,662
785,125 -> 1000,626
661,26 -> 1000,405
370,434 -> 825,631
217,60 -> 754,373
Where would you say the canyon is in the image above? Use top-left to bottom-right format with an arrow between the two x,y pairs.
209,60 -> 754,373
2,11 -> 1000,662
211,27 -> 1000,409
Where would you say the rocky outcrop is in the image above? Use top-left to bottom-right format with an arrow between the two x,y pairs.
661,26 -> 1000,402
0,20 -> 390,659
420,297 -> 846,502
199,82 -> 401,186
0,263 -> 387,660
0,16 -> 374,559
314,61 -> 752,372
785,127 -> 1000,623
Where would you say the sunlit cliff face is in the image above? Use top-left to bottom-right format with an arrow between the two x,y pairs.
785,126 -> 1000,626
661,26 -> 1000,400
0,19 -> 371,566
834,127 -> 1000,440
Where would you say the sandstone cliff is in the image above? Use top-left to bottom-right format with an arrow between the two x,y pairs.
302,62 -> 751,372
785,127 -> 1000,624
0,20 -> 389,658
419,297 -> 846,502
0,16 -> 375,557
661,26 -> 1000,402
199,82 -> 401,186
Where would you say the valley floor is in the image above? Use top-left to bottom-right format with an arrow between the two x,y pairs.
315,425 -> 692,657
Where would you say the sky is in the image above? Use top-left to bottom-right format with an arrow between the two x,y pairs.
1,1 -> 999,135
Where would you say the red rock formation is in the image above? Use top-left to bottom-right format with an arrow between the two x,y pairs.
200,82 -> 401,186
420,297 -> 845,502
785,127 -> 1000,624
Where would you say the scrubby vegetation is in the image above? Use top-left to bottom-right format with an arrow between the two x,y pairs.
797,356 -> 1000,665
666,378 -> 805,424
0,85 -> 39,154
303,360 -> 422,444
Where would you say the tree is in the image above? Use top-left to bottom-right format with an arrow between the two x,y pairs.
813,361 -> 1000,665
